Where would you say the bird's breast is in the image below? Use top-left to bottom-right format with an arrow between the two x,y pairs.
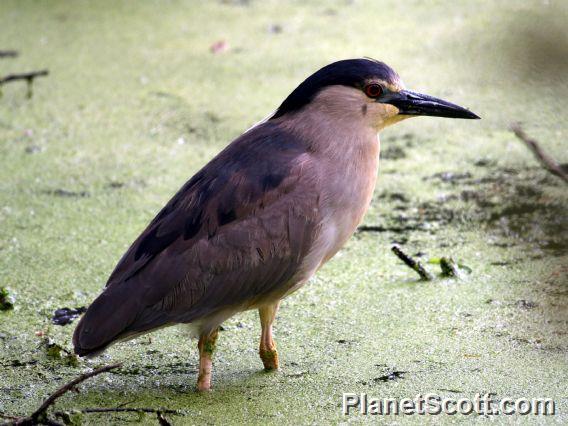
315,136 -> 380,265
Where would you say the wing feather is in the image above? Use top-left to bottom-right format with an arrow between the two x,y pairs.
73,122 -> 322,354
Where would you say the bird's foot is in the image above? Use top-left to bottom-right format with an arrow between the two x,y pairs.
259,347 -> 279,371
258,302 -> 280,371
197,373 -> 212,392
196,358 -> 213,391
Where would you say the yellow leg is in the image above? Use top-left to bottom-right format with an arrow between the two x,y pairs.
258,301 -> 280,371
197,328 -> 219,392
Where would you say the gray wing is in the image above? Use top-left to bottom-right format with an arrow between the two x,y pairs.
73,122 -> 322,355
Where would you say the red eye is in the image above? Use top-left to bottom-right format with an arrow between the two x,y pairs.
364,84 -> 383,98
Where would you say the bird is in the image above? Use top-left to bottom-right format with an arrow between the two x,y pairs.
73,58 -> 479,391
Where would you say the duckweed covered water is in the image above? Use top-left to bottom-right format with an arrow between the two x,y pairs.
1,1 -> 566,424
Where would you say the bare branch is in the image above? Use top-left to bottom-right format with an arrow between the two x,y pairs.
0,70 -> 49,98
0,70 -> 48,86
510,123 -> 568,184
0,50 -> 19,58
56,407 -> 180,415
53,407 -> 179,426
29,363 -> 122,422
391,245 -> 433,281
1,363 -> 183,426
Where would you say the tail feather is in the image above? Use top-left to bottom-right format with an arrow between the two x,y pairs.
73,283 -> 141,356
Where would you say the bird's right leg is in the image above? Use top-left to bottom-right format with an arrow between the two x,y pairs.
197,327 -> 219,392
258,301 -> 280,371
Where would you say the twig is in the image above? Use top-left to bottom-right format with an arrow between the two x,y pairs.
0,51 -> 18,58
0,50 -> 19,58
56,407 -> 180,415
54,407 -> 179,425
357,225 -> 423,233
510,123 -> 568,183
31,364 -> 121,421
1,363 -> 184,426
1,363 -> 121,426
391,245 -> 433,281
0,70 -> 49,98
0,70 -> 49,85
357,225 -> 388,232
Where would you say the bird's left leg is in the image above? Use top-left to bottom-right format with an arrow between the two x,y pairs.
258,301 -> 280,371
197,327 -> 219,392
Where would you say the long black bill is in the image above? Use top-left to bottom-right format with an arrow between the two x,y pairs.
384,90 -> 480,119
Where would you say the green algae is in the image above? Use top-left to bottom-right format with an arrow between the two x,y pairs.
0,287 -> 15,311
1,1 -> 567,424
202,339 -> 217,357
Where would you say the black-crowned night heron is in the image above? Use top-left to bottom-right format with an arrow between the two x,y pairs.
73,58 -> 479,391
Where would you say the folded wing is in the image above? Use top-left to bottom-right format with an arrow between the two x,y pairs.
73,122 -> 322,355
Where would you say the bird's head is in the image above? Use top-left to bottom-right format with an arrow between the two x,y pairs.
272,58 -> 479,131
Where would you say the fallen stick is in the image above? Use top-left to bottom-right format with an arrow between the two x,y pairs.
54,407 -> 180,425
31,364 -> 122,421
510,123 -> 568,184
0,70 -> 49,98
0,362 -> 184,426
56,408 -> 180,415
0,50 -> 19,58
391,245 -> 433,281
358,224 -> 421,233
357,225 -> 388,232
0,70 -> 49,86
1,363 -> 121,426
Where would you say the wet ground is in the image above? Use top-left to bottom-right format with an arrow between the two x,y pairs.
1,1 -> 567,424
